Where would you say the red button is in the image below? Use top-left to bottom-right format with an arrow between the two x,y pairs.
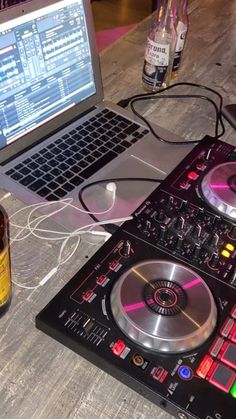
109,261 -> 118,270
229,324 -> 236,343
220,318 -> 234,337
82,289 -> 93,301
196,355 -> 213,378
96,275 -> 107,285
187,171 -> 199,180
209,336 -> 224,357
231,304 -> 236,319
112,340 -> 126,356
180,181 -> 190,190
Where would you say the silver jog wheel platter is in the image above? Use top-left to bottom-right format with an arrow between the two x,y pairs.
201,162 -> 236,219
110,260 -> 217,353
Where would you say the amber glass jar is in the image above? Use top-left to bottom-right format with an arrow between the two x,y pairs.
0,205 -> 11,317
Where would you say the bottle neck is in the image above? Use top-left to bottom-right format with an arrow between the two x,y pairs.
155,0 -> 177,28
178,0 -> 188,22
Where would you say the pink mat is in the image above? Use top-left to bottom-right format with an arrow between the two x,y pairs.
95,24 -> 136,52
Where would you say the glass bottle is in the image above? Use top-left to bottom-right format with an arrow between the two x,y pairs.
0,204 -> 11,317
172,0 -> 189,79
142,0 -> 177,92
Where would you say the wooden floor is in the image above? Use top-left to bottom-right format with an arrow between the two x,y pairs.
91,0 -> 153,31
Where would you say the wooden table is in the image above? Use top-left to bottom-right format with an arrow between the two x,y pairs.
0,1 -> 235,418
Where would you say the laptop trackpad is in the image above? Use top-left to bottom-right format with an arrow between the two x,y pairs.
83,155 -> 166,219
104,155 -> 165,201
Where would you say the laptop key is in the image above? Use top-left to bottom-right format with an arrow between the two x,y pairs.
41,163 -> 51,172
47,194 -> 59,201
5,169 -> 14,176
54,188 -> 67,198
32,169 -> 44,178
15,163 -> 23,170
63,183 -> 75,192
51,168 -> 62,176
79,151 -> 117,179
19,174 -> 36,186
123,123 -> 140,135
77,160 -> 88,168
121,140 -> 132,148
28,179 -> 46,192
11,172 -> 24,181
43,173 -> 54,182
47,181 -> 59,190
64,170 -> 74,179
113,145 -> 125,153
38,187 -> 51,197
70,175 -> 84,186
28,161 -> 39,170
56,175 -> 66,185
19,167 -> 31,175
49,159 -> 58,167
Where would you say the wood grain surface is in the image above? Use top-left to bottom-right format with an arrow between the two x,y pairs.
0,1 -> 235,418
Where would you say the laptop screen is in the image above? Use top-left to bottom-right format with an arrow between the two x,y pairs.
0,0 -> 96,150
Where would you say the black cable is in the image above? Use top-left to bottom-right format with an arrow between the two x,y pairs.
78,177 -> 162,234
117,81 -> 225,145
130,93 -> 225,145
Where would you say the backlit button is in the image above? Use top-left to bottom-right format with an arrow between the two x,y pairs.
196,163 -> 206,171
209,336 -> 224,357
230,381 -> 236,398
229,324 -> 236,343
220,342 -> 236,369
196,355 -> 213,378
112,339 -> 126,356
180,181 -> 190,190
226,243 -> 235,252
178,365 -> 193,380
96,275 -> 107,285
221,249 -> 230,258
209,363 -> 236,392
187,171 -> 199,180
220,317 -> 234,337
82,289 -> 93,301
109,260 -> 119,270
231,305 -> 236,319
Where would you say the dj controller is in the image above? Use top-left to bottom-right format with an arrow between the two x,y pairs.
36,137 -> 236,419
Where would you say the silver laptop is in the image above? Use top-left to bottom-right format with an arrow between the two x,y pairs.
0,0 -> 191,230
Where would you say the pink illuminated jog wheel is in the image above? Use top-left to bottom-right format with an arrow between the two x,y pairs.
110,260 -> 217,353
201,162 -> 236,220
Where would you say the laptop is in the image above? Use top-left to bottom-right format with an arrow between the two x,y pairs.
0,0 -> 191,230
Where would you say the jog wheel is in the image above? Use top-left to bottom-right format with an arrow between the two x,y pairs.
110,260 -> 217,353
201,162 -> 236,220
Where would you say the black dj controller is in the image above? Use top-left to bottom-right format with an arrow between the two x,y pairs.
36,137 -> 236,419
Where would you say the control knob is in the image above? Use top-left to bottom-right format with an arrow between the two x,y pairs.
209,252 -> 219,268
175,216 -> 185,231
121,240 -> 132,257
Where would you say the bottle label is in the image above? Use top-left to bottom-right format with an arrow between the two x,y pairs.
175,22 -> 187,52
0,247 -> 11,306
172,22 -> 187,72
145,38 -> 170,66
143,38 -> 170,87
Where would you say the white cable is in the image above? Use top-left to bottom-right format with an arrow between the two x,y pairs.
0,192 -> 11,202
10,209 -> 132,289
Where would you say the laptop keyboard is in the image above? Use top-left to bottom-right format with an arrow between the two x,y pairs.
5,108 -> 149,201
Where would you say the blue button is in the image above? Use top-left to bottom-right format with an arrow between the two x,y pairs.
178,365 -> 192,380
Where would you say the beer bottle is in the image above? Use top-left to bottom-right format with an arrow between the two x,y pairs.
172,0 -> 189,78
142,0 -> 177,92
0,204 -> 11,317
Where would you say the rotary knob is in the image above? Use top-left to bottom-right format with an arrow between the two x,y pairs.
121,240 -> 132,257
201,162 -> 236,220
